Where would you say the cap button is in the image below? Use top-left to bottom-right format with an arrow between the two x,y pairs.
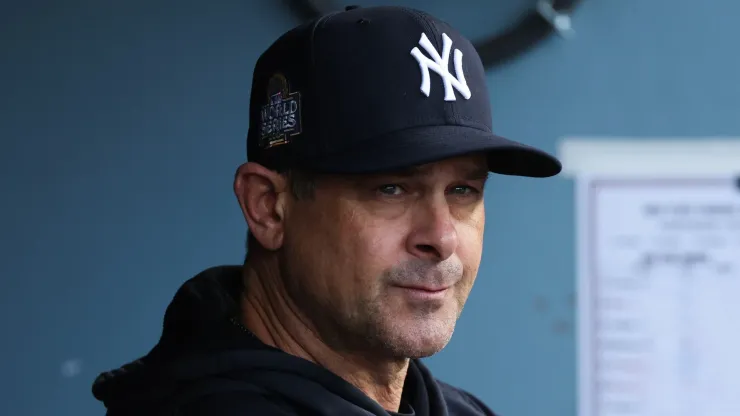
345,5 -> 360,11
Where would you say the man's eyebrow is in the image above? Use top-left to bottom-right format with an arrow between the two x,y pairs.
385,165 -> 425,177
465,168 -> 490,180
375,165 -> 490,180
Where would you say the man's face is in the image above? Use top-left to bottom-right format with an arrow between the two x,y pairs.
279,154 -> 488,359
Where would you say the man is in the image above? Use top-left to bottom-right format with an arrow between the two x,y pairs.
92,5 -> 560,416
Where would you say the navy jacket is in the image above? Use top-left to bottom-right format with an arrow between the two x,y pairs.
92,266 -> 497,416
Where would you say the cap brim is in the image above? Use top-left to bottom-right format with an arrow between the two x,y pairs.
302,125 -> 562,178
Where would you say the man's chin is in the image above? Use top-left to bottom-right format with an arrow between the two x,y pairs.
383,325 -> 456,359
394,339 -> 452,359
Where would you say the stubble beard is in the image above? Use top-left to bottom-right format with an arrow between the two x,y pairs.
279,265 -> 463,361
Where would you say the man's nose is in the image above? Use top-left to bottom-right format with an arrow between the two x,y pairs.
405,197 -> 458,261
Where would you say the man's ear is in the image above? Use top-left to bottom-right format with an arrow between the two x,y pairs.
233,162 -> 288,251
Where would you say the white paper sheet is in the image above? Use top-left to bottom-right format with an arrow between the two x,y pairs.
577,177 -> 740,416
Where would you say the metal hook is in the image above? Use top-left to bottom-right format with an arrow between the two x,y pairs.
536,0 -> 575,39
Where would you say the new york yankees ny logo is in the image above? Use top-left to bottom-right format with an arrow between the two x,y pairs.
410,32 -> 471,102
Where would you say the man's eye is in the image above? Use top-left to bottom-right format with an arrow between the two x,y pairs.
450,185 -> 477,195
377,184 -> 404,195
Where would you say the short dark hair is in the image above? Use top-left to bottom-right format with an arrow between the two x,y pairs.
245,169 -> 317,254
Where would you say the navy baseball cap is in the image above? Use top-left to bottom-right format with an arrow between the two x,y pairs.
246,5 -> 561,178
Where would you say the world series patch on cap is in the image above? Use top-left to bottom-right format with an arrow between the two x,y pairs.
246,5 -> 562,178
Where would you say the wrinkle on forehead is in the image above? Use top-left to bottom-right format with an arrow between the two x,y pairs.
390,160 -> 489,181
307,156 -> 490,196
392,155 -> 489,178
340,155 -> 491,185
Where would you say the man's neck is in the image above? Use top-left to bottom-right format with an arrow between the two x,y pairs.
239,259 -> 408,411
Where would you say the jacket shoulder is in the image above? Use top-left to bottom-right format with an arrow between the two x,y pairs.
169,377 -> 305,416
176,390 -> 302,416
437,380 -> 499,416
